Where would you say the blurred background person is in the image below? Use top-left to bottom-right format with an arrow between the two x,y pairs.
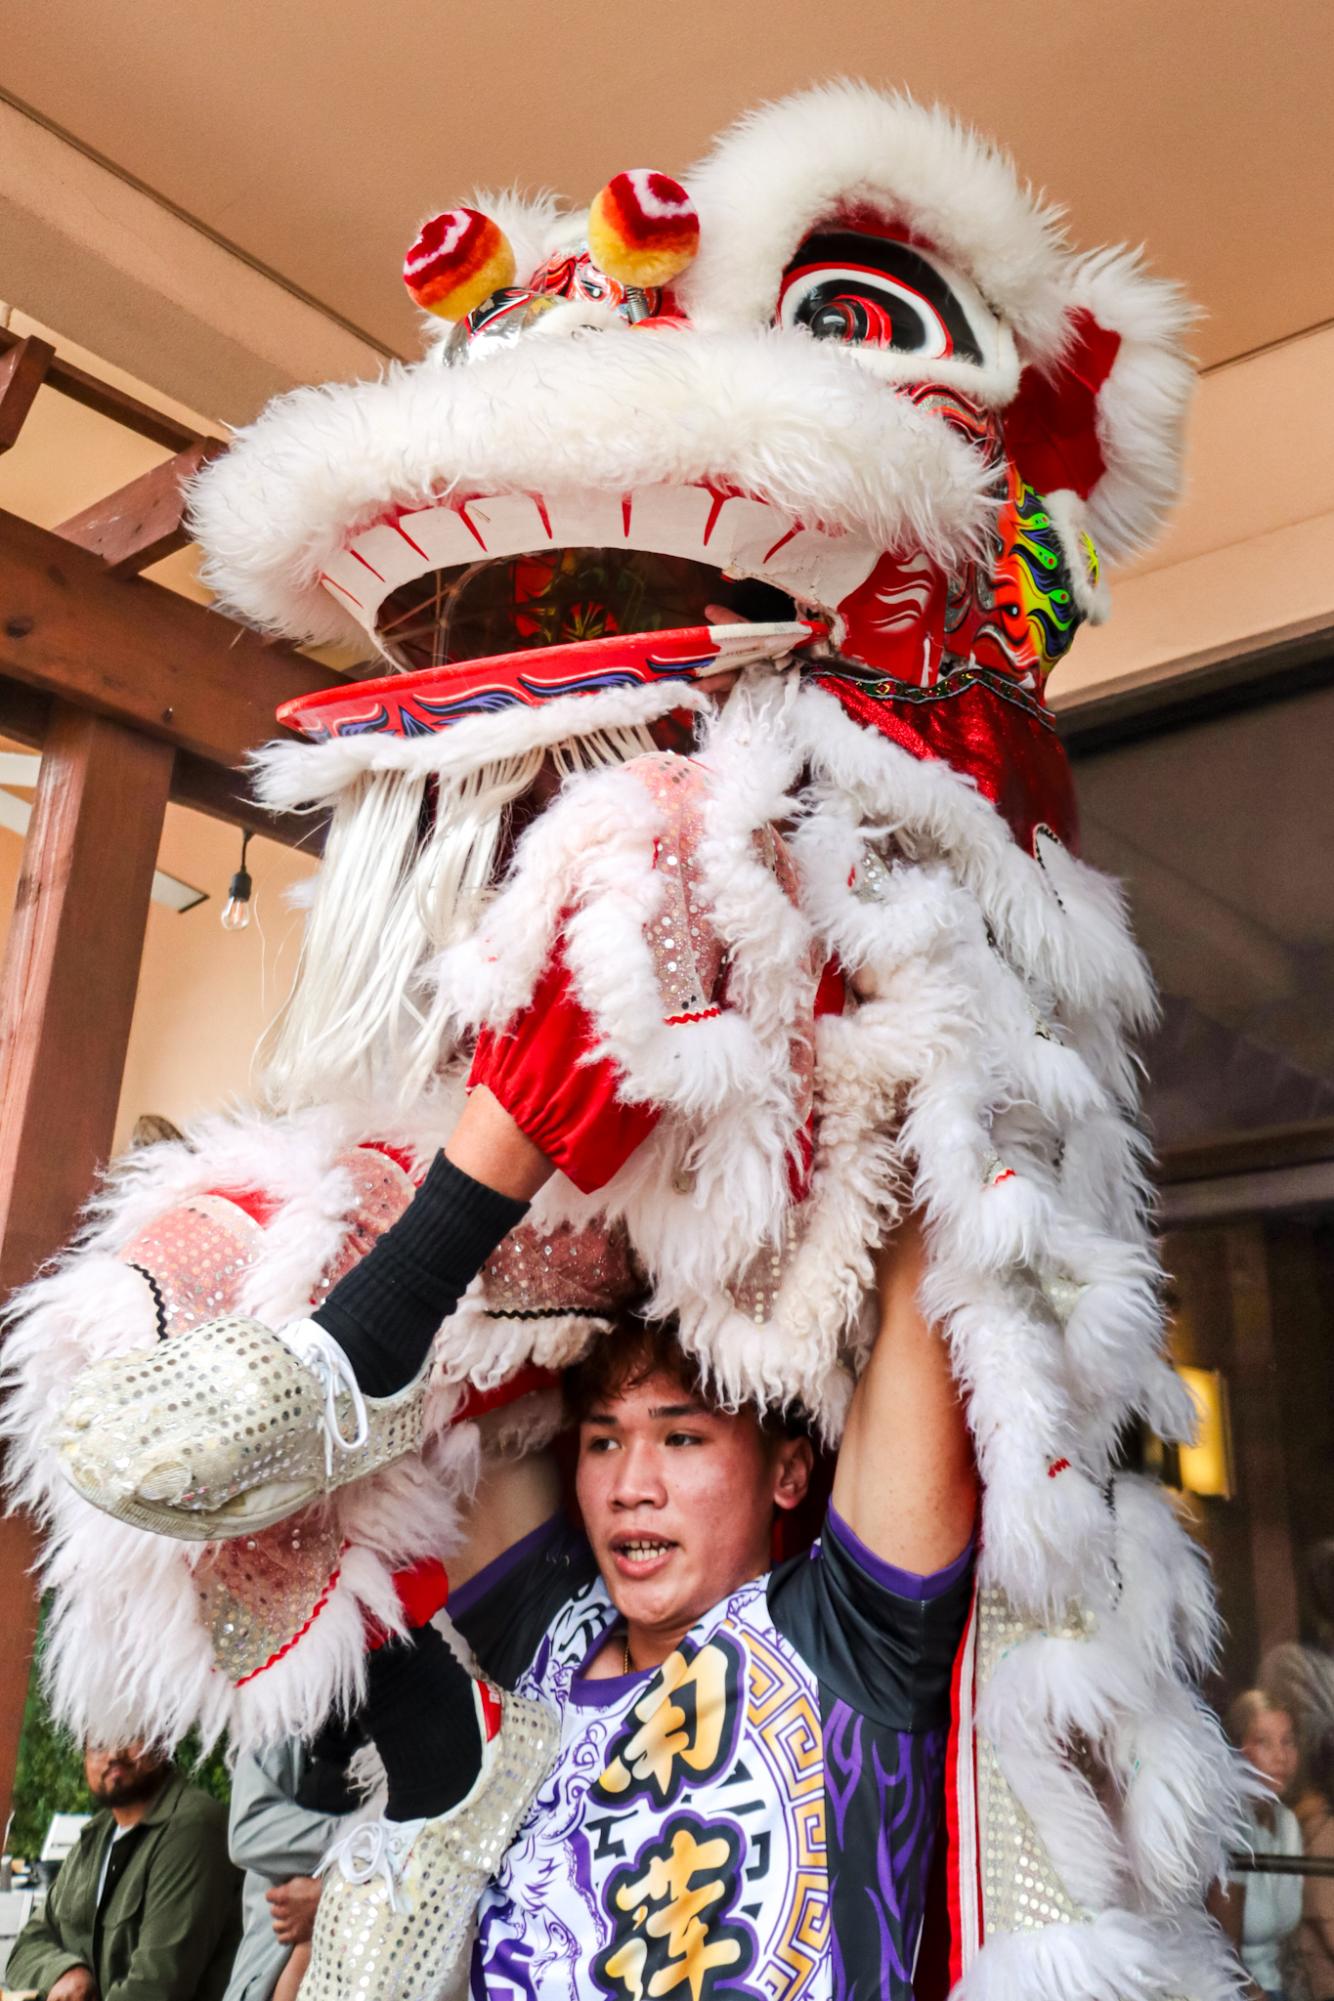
1293,1730 -> 1334,2001
1224,1692 -> 1305,2001
223,1732 -> 361,2001
5,1738 -> 239,2000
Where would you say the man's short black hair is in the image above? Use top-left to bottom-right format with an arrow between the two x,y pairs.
563,1316 -> 810,1441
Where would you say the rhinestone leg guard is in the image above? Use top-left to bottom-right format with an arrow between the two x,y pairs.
304,1685 -> 559,2000
53,1314 -> 430,1541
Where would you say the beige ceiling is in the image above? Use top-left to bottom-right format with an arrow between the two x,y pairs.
4,0 -> 1332,373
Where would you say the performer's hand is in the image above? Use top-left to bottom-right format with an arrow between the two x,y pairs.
698,602 -> 750,695
267,1874 -> 323,1945
47,1969 -> 98,2001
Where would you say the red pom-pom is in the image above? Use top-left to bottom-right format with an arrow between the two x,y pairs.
588,171 -> 700,288
404,208 -> 516,321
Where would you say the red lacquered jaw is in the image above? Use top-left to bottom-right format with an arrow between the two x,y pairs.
277,619 -> 827,742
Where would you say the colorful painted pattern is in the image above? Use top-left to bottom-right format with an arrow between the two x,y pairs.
529,246 -> 662,324
944,466 -> 1092,690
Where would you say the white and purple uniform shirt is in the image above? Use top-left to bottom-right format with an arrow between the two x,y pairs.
451,1511 -> 972,2000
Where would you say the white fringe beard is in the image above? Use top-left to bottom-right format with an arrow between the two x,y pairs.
260,723 -> 658,1114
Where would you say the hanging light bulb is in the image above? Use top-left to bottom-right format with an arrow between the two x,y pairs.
220,829 -> 253,932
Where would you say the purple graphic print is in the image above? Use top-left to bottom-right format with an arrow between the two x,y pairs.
825,1700 -> 947,2001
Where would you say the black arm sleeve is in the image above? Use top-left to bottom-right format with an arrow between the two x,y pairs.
767,1515 -> 973,1732
450,1515 -> 599,1690
312,1150 -> 529,1395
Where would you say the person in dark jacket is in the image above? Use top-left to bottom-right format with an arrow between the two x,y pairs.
5,1739 -> 240,2001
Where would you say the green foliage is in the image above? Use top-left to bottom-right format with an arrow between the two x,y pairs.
8,1661 -> 90,1860
8,1603 -> 230,1861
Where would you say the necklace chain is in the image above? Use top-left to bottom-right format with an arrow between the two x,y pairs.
622,1627 -> 633,1675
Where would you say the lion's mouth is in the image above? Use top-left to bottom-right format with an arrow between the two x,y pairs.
318,484 -> 884,673
374,547 -> 799,673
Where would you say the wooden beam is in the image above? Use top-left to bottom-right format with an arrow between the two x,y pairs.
0,675 -> 327,854
0,324 -> 204,454
0,334 -> 54,454
0,507 -> 341,768
57,439 -> 225,576
1159,1118 -> 1334,1186
173,748 -> 326,857
0,705 -> 175,1833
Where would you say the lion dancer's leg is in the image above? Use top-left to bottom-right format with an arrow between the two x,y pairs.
297,1547 -> 558,2001
54,947 -> 657,1539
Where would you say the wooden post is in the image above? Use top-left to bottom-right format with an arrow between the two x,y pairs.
0,704 -> 175,1837
0,337 -> 54,455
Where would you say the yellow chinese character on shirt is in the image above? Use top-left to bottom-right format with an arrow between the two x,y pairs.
594,1814 -> 754,2001
595,1634 -> 743,1810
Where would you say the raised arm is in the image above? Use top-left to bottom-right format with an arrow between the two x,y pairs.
831,1208 -> 977,1575
443,1084 -> 556,1201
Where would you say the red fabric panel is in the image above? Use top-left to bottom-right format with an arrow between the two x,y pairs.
469,947 -> 662,1195
1004,306 -> 1122,504
813,671 -> 1080,854
364,1555 -> 451,1651
814,956 -> 847,1020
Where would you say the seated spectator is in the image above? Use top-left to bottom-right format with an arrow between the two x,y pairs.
5,1738 -> 240,2001
223,1735 -> 361,2001
1229,1691 -> 1304,2001
1296,1732 -> 1334,2001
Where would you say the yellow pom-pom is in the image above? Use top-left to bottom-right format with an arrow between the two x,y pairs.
587,171 -> 700,289
403,208 -> 516,321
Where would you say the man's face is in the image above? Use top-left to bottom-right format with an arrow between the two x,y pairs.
575,1369 -> 811,1645
1244,1710 -> 1299,1799
84,1740 -> 168,1808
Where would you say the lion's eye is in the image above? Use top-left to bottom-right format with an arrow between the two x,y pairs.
777,228 -> 994,366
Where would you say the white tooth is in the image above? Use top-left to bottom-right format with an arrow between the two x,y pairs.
626,485 -> 716,561
466,493 -> 557,559
541,490 -> 627,552
392,503 -> 489,570
709,495 -> 788,573
318,551 -> 380,633
342,521 -> 429,603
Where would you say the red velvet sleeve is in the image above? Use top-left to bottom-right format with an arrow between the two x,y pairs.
468,948 -> 661,1195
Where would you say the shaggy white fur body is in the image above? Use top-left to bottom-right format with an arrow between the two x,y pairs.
0,690 -> 887,1740
436,679 -> 890,1434
0,1095 -> 579,1749
789,684 -> 1249,1998
1,1103 -> 457,1747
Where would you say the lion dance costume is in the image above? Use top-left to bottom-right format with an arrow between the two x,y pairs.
3,83 -> 1248,2001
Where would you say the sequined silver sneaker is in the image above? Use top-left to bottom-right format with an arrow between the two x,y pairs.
304,1682 -> 558,2001
53,1315 -> 429,1540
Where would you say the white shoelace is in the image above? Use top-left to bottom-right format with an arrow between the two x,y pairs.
318,1817 -> 413,1914
279,1320 -> 370,1475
